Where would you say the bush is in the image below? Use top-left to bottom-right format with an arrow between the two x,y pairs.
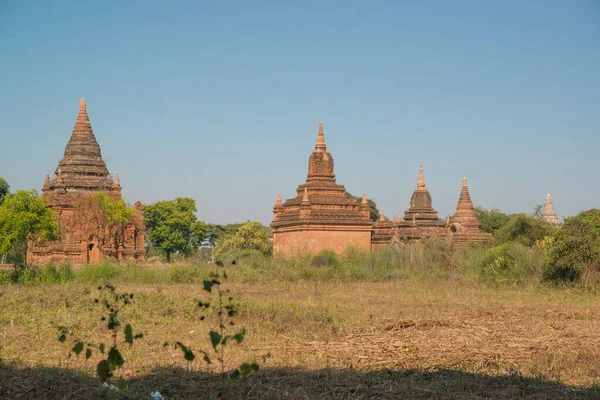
478,242 -> 543,285
311,250 -> 339,267
495,214 -> 556,246
543,209 -> 600,287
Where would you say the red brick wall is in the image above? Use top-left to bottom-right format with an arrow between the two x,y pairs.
273,228 -> 371,259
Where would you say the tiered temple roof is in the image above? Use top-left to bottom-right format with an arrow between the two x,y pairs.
447,177 -> 490,243
272,122 -> 372,228
392,165 -> 446,243
403,165 -> 440,222
46,98 -> 117,193
541,193 -> 560,225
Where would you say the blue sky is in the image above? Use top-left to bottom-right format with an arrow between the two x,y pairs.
1,1 -> 598,224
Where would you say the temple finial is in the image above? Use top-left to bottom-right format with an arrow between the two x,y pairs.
462,176 -> 467,186
43,172 -> 50,189
379,209 -> 385,221
79,97 -> 86,112
315,121 -> 326,148
113,171 -> 120,186
302,187 -> 309,203
362,190 -> 368,204
275,192 -> 282,206
417,164 -> 426,189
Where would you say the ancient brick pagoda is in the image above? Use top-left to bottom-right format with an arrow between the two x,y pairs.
27,98 -> 145,264
541,193 -> 560,225
372,168 -> 490,249
446,177 -> 492,244
271,122 -> 373,258
394,165 -> 446,243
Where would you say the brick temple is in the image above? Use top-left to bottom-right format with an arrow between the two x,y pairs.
27,98 -> 145,264
273,125 -> 490,258
271,122 -> 373,258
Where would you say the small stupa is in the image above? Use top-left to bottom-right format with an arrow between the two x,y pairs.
541,193 -> 560,225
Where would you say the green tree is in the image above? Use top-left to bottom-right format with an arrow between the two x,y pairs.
345,192 -> 380,222
532,203 -> 544,220
212,221 -> 270,262
143,198 -> 207,262
205,223 -> 241,246
474,206 -> 512,234
0,190 -> 58,264
495,214 -> 556,247
0,177 -> 9,205
543,209 -> 600,285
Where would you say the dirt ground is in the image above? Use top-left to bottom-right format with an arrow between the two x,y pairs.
1,280 -> 599,399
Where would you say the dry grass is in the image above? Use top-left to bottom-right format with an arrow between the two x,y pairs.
1,278 -> 600,399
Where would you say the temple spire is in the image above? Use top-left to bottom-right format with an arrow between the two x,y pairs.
275,192 -> 282,206
379,209 -> 385,221
361,190 -> 368,204
113,171 -> 120,187
417,164 -> 426,189
456,176 -> 474,211
73,97 -> 93,133
315,121 -> 326,150
541,193 -> 560,225
43,172 -> 50,190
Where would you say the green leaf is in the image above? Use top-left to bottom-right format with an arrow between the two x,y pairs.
85,348 -> 92,360
97,360 -> 110,383
72,342 -> 84,356
108,347 -> 124,369
203,280 -> 214,293
124,324 -> 133,345
230,369 -> 240,379
176,342 -> 195,362
239,362 -> 259,376
209,331 -> 222,352
58,334 -> 66,343
232,328 -> 246,344
134,333 -> 144,339
99,343 -> 105,354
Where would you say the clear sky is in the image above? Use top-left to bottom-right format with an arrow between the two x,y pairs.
1,1 -> 598,224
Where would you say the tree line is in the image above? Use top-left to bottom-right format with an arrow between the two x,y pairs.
1,175 -> 599,287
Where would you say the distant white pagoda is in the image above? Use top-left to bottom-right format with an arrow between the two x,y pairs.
541,193 -> 560,225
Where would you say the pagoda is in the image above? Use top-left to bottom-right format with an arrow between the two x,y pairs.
447,177 -> 491,244
271,122 -> 372,258
27,98 -> 145,264
541,193 -> 560,225
393,165 -> 446,243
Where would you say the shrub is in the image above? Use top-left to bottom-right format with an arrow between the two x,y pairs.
494,214 -> 557,247
311,250 -> 339,267
478,242 -> 542,285
543,209 -> 600,287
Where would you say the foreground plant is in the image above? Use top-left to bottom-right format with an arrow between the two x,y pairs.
175,260 -> 258,392
57,284 -> 143,385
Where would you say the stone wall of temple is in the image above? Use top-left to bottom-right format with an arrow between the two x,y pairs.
273,226 -> 372,259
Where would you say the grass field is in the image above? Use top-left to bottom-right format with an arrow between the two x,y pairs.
1,259 -> 600,399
